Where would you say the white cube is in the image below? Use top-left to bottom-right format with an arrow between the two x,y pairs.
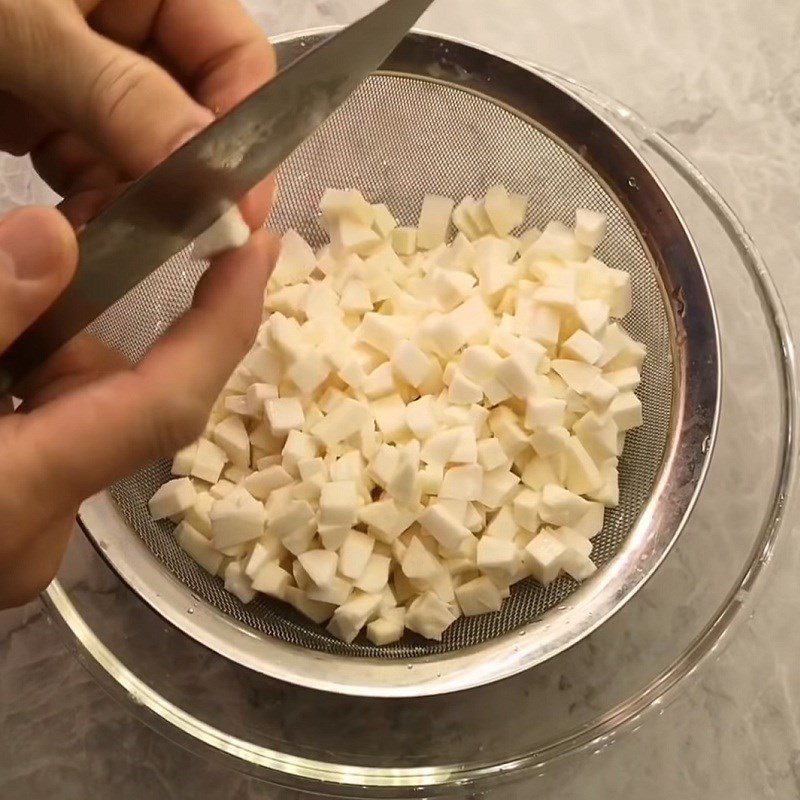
439,464 -> 483,501
191,438 -> 228,484
211,487 -> 266,549
251,560 -> 292,599
213,416 -> 250,468
354,554 -> 391,594
319,480 -> 360,527
224,560 -> 256,604
298,549 -> 339,588
483,185 -> 519,237
311,398 -> 373,448
524,397 -> 566,430
265,397 -> 305,436
391,339 -> 434,388
477,438 -> 509,471
479,468 -> 520,509
391,226 -> 418,256
243,465 -> 293,501
327,592 -> 382,643
573,501 -> 605,539
267,498 -> 315,540
184,493 -> 214,539
561,549 -> 597,581
285,586 -> 336,624
484,505 -> 519,541
358,500 -> 417,543
401,537 -> 444,583
406,396 -> 439,440
175,521 -> 223,575
539,484 -> 591,527
513,489 -> 542,532
287,349 -> 331,395
456,575 -> 503,616
477,536 -> 519,583
405,592 -> 457,641
339,529 -> 375,580
171,442 -> 198,477
366,615 -> 405,646
419,504 -> 474,550
609,391 -> 643,431
574,208 -> 607,250
371,396 -> 410,445
564,436 -> 602,495
272,229 -> 317,286
526,530 -> 567,586
561,330 -> 604,365
448,370 -> 484,405
307,575 -> 353,606
418,194 -> 455,250
531,425 -> 570,457
149,478 -> 197,521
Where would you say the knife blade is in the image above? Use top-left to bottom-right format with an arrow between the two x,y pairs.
0,0 -> 434,392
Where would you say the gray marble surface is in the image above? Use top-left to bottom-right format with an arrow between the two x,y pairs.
2,0 -> 800,798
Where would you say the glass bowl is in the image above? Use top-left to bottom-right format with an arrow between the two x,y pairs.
34,31 -> 797,798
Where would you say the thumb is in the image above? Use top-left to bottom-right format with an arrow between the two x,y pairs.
0,207 -> 78,352
0,7 -> 213,177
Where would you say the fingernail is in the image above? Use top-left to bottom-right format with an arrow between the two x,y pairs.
0,209 -> 75,281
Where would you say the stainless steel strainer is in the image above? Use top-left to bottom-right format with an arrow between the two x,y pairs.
77,31 -> 719,697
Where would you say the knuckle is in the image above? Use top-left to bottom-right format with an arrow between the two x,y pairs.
86,52 -> 153,129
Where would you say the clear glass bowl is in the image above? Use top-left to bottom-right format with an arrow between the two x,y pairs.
36,33 -> 796,797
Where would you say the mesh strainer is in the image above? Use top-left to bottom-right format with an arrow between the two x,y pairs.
77,31 -> 719,697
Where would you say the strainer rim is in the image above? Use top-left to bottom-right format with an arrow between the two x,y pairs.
76,29 -> 720,697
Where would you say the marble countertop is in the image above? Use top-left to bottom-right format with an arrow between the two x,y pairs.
2,1 -> 800,797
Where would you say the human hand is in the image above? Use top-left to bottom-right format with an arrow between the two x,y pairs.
0,0 -> 280,608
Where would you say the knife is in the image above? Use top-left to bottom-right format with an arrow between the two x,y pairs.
0,0 -> 434,393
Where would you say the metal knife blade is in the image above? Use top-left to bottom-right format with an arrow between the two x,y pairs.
0,0 -> 434,391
